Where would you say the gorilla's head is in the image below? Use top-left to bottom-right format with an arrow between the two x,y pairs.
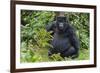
56,16 -> 69,32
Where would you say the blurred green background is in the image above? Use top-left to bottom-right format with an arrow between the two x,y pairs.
20,10 -> 90,62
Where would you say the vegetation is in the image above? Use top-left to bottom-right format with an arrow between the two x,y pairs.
20,10 -> 90,62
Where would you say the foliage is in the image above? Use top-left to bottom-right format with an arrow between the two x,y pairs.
20,10 -> 89,62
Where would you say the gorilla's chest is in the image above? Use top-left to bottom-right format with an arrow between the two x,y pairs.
51,33 -> 71,52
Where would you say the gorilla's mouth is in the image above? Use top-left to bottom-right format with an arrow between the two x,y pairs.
59,22 -> 64,30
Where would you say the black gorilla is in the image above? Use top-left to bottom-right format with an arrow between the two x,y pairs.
46,16 -> 80,59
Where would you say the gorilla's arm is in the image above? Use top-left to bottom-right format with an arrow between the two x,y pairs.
46,22 -> 54,31
68,26 -> 80,54
46,21 -> 56,35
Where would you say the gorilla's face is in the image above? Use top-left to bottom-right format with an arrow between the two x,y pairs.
58,22 -> 64,30
56,16 -> 68,32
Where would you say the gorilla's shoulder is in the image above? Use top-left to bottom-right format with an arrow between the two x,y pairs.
66,25 -> 76,33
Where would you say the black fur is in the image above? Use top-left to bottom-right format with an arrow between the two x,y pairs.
46,16 -> 80,59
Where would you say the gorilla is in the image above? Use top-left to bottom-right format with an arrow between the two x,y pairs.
46,16 -> 80,59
